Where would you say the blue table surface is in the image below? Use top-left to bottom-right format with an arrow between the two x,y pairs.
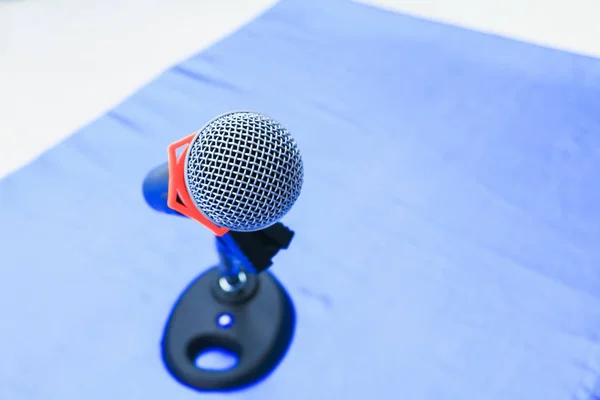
2,0 -> 600,399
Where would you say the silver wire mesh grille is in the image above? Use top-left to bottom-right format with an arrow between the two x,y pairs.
184,111 -> 304,231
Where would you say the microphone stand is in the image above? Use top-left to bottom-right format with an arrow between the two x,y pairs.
161,223 -> 296,392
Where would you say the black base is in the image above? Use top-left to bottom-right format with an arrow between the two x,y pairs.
161,267 -> 295,392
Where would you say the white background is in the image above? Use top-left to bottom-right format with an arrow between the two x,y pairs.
1,0 -> 598,178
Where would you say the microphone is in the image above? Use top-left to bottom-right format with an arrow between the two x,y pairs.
144,111 -> 304,392
143,111 -> 304,274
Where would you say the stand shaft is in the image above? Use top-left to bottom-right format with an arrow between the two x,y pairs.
216,237 -> 247,292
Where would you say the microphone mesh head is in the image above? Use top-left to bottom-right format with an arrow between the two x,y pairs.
184,111 -> 304,232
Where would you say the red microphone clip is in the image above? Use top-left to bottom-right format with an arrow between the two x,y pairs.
166,133 -> 229,237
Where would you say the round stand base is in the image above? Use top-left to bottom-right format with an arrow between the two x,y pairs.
161,267 -> 295,392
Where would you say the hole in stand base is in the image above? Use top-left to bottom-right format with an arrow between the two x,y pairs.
194,348 -> 239,371
217,313 -> 234,328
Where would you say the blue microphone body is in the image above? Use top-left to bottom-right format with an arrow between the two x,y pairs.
142,162 -> 183,217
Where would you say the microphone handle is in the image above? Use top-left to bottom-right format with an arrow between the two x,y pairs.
142,162 -> 184,217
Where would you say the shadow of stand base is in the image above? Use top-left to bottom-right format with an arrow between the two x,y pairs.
161,223 -> 296,392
